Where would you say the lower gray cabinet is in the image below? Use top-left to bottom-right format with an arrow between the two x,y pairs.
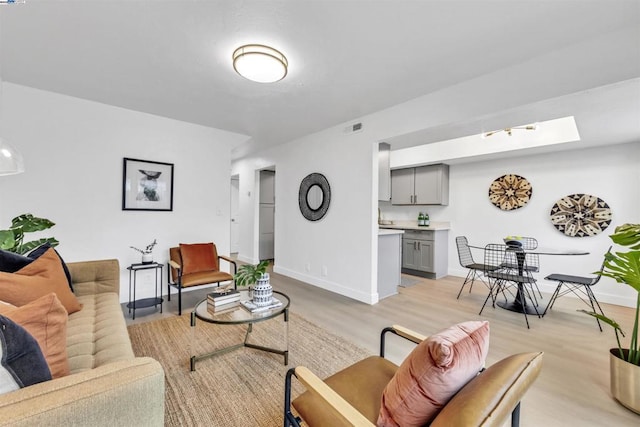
402,238 -> 433,272
401,230 -> 448,279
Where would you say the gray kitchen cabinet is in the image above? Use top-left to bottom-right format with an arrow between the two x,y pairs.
401,229 -> 447,279
391,164 -> 449,205
391,168 -> 415,204
403,238 -> 433,272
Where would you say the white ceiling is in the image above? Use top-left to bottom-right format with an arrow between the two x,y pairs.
1,0 -> 639,159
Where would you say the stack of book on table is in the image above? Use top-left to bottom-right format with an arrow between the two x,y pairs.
207,288 -> 240,313
240,297 -> 282,313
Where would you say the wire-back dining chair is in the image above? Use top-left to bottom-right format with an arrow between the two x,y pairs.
455,236 -> 491,299
543,247 -> 612,331
480,243 -> 541,329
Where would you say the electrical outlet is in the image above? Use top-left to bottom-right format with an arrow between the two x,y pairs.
321,266 -> 328,277
305,263 -> 311,272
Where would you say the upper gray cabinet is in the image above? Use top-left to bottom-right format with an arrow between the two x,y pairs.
391,164 -> 449,205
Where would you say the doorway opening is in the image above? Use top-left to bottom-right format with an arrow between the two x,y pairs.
230,175 -> 240,255
259,168 -> 275,261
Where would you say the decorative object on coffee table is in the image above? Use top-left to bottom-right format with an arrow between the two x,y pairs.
234,260 -> 270,288
488,174 -> 532,211
549,193 -> 612,237
252,272 -> 273,306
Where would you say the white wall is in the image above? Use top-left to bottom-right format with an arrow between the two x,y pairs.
232,125 -> 379,303
380,142 -> 640,307
0,83 -> 248,302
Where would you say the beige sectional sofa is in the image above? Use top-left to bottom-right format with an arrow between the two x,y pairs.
0,259 -> 165,426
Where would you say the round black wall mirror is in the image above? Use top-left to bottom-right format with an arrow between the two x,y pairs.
299,173 -> 331,221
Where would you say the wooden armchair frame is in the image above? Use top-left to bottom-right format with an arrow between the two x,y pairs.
167,244 -> 237,315
284,325 -> 543,427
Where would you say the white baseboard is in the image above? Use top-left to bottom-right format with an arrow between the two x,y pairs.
273,265 -> 379,305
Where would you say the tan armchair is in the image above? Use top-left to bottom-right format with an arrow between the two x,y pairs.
167,242 -> 237,315
284,325 -> 543,427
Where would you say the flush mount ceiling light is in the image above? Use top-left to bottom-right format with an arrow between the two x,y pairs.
0,138 -> 25,176
482,124 -> 539,138
232,44 -> 288,83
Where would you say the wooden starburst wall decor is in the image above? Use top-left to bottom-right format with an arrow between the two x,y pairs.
549,193 -> 612,237
488,174 -> 533,211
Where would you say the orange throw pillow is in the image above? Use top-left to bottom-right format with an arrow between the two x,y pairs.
0,248 -> 82,314
378,321 -> 490,426
180,243 -> 218,274
0,293 -> 70,378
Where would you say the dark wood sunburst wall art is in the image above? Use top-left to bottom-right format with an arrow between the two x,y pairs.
549,193 -> 612,237
488,174 -> 532,211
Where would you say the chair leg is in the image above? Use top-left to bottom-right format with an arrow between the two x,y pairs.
511,401 -> 521,427
542,283 -> 563,316
457,270 -> 474,299
585,286 -> 605,332
479,279 -> 500,315
178,286 -> 182,316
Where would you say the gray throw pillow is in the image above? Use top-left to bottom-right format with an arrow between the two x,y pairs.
0,315 -> 52,395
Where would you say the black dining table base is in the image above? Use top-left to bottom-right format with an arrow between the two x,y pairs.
497,299 -> 541,315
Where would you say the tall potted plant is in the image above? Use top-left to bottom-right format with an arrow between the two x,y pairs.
581,223 -> 640,414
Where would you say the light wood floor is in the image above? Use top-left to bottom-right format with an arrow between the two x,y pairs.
124,267 -> 639,426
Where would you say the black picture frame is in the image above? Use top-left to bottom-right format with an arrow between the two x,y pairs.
122,158 -> 174,211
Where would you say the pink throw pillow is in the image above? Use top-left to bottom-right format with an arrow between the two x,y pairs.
377,321 -> 490,427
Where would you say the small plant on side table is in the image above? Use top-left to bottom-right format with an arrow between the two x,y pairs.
130,239 -> 157,264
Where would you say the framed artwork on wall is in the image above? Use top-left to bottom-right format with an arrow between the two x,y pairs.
122,158 -> 174,211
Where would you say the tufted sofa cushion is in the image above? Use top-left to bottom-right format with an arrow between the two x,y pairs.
66,292 -> 133,373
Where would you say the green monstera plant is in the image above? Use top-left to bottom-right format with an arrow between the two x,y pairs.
234,260 -> 270,287
581,223 -> 640,366
0,213 -> 59,254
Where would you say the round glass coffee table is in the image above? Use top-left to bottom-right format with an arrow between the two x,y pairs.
189,290 -> 290,371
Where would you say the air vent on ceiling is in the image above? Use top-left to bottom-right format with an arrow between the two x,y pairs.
344,122 -> 363,134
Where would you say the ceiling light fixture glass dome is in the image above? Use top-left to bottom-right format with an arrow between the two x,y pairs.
232,44 -> 288,83
0,137 -> 25,176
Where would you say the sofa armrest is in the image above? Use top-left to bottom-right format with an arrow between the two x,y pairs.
67,259 -> 120,297
0,357 -> 164,426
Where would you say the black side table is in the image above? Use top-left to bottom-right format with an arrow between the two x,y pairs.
127,262 -> 163,319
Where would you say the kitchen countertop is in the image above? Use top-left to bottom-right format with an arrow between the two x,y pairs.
378,220 -> 451,231
378,228 -> 405,236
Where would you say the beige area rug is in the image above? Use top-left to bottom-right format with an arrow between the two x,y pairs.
128,312 -> 371,426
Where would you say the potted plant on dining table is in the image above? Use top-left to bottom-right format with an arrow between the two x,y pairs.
581,223 -> 640,414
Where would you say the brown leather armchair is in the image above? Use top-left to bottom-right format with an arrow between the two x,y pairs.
284,325 -> 543,427
167,243 -> 237,315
